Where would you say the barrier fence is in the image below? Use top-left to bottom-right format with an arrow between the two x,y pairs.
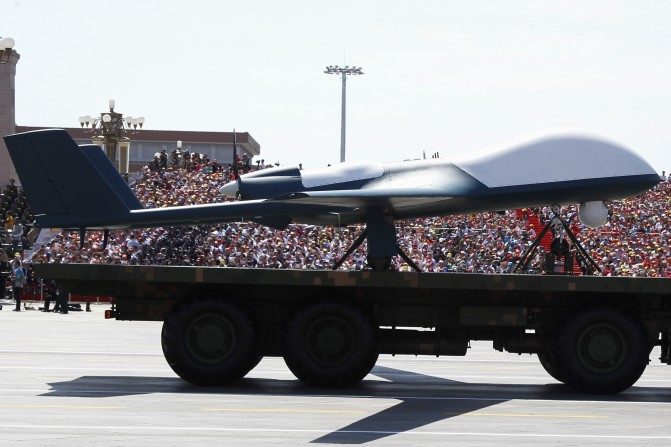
16,283 -> 112,303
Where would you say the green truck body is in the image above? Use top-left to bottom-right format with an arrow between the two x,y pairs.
34,263 -> 671,393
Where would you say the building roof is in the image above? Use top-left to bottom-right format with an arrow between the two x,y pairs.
15,126 -> 261,156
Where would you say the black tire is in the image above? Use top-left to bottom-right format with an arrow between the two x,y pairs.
161,298 -> 261,386
538,330 -> 568,383
550,307 -> 651,394
282,301 -> 378,388
537,349 -> 567,384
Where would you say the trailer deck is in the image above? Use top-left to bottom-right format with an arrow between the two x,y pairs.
33,263 -> 671,394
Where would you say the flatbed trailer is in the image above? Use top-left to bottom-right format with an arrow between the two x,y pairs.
35,263 -> 671,394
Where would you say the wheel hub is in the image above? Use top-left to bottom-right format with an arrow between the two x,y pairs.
305,316 -> 355,367
185,313 -> 236,365
577,323 -> 627,374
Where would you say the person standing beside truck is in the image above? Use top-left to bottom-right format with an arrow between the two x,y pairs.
12,265 -> 27,311
56,284 -> 69,314
42,280 -> 58,312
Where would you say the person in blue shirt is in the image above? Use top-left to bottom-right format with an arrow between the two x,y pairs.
12,265 -> 27,311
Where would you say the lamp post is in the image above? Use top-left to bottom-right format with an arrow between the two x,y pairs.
0,36 -> 19,186
324,65 -> 364,163
0,37 -> 15,64
78,100 -> 145,172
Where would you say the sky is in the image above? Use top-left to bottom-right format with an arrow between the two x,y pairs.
4,0 -> 671,171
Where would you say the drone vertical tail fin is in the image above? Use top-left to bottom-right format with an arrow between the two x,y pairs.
4,129 -> 138,228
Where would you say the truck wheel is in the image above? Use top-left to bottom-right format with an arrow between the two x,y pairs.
282,301 -> 378,388
537,350 -> 567,384
538,330 -> 568,383
551,308 -> 650,394
161,298 -> 261,386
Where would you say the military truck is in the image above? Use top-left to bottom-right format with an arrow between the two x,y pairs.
35,263 -> 671,394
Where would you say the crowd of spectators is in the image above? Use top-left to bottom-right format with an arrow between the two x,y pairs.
579,182 -> 671,277
12,151 -> 671,277
2,179 -> 32,296
1,179 -> 32,228
1,178 -> 32,252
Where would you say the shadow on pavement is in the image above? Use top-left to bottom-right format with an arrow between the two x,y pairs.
43,365 -> 671,444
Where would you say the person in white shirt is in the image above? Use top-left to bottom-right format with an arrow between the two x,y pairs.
11,222 -> 23,252
126,234 -> 141,250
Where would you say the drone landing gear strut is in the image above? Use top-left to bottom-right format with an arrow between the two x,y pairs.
78,229 -> 111,249
332,209 -> 421,272
513,208 -> 601,275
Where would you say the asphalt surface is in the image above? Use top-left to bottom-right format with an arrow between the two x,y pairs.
1,304 -> 670,446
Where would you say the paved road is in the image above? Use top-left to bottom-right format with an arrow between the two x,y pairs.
0,305 -> 670,446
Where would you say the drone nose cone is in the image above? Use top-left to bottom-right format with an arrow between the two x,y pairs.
219,180 -> 239,198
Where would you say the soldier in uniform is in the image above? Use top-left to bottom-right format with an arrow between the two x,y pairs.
42,280 -> 57,312
56,284 -> 69,314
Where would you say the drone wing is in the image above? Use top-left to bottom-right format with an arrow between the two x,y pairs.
271,187 -> 453,210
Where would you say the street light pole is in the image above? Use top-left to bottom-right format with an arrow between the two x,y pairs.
78,100 -> 145,172
324,65 -> 364,163
340,72 -> 347,164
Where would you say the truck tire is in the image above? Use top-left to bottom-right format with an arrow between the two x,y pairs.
537,349 -> 567,384
550,307 -> 650,394
537,330 -> 568,383
282,301 -> 378,388
161,298 -> 261,386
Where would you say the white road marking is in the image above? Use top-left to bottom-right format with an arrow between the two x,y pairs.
0,388 -> 669,406
0,350 -> 162,357
0,424 -> 670,440
0,404 -> 124,409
